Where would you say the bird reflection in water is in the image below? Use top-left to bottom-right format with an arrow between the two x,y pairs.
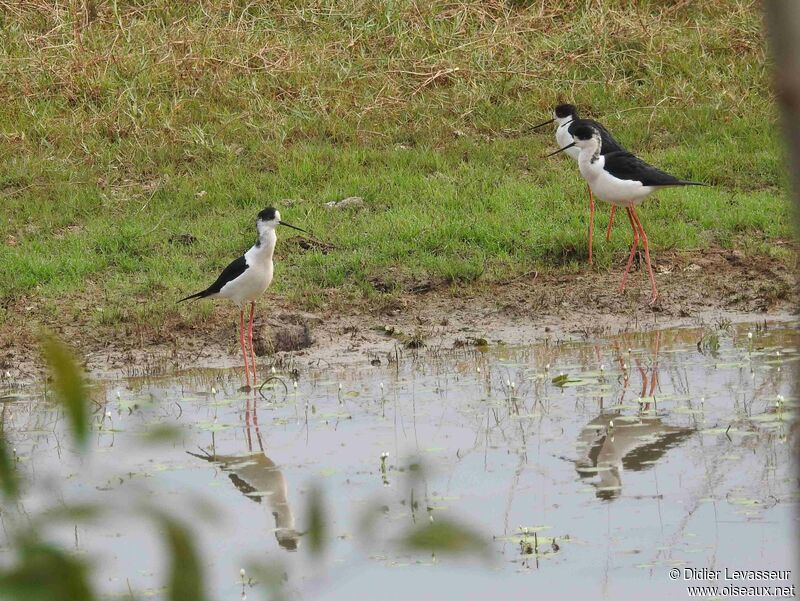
576,333 -> 693,500
188,390 -> 299,551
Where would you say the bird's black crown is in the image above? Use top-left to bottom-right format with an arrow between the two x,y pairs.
554,103 -> 578,119
257,207 -> 278,222
570,124 -> 597,141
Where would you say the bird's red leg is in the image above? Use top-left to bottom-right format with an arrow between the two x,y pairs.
630,208 -> 658,305
606,206 -> 616,241
619,207 -> 639,293
588,185 -> 594,266
245,392 -> 253,451
649,331 -> 661,397
239,308 -> 251,389
251,390 -> 264,452
248,301 -> 257,383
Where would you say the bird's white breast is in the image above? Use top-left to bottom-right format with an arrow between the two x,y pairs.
578,155 -> 654,206
218,237 -> 276,306
218,260 -> 273,306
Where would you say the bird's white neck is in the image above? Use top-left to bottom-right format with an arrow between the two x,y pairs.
577,138 -> 603,180
247,228 -> 276,264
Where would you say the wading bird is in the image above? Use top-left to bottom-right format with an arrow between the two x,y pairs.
548,124 -> 704,304
178,208 -> 306,388
188,391 -> 299,550
533,104 -> 626,264
575,413 -> 693,500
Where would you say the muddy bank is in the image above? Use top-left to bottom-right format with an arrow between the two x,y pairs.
1,247 -> 797,382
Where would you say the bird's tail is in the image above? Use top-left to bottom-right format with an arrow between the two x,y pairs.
177,289 -> 210,304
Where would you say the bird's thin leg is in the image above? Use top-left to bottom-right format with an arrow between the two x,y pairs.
251,390 -> 264,452
606,206 -> 616,241
588,185 -> 595,266
248,301 -> 257,383
245,391 -> 253,452
649,331 -> 661,397
619,207 -> 639,293
239,309 -> 251,388
630,208 -> 658,305
635,357 -> 650,411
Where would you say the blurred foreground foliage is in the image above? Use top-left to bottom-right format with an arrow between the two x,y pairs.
0,335 -> 489,599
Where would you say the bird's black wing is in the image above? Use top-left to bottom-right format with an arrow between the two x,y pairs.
602,151 -> 704,187
177,255 -> 248,303
581,118 -> 626,154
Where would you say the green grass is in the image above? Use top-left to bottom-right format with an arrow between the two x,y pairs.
0,0 -> 792,332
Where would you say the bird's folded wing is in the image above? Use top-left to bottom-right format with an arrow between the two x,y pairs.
206,255 -> 249,294
603,151 -> 699,186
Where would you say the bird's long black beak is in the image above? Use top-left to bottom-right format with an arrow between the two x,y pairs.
546,142 -> 575,157
530,118 -> 555,130
279,220 -> 307,233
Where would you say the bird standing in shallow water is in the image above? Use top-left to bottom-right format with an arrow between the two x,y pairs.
533,103 -> 627,264
548,124 -> 704,304
178,207 -> 306,388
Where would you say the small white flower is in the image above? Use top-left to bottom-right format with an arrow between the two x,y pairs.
211,386 -> 217,395
105,411 -> 112,418
747,332 -> 753,340
293,381 -> 298,388
476,366 -> 481,373
380,382 -> 384,390
777,394 -> 785,404
510,382 -> 515,389
600,364 -> 605,372
270,366 -> 276,373
338,383 -> 342,390
240,568 -> 246,577
545,363 -> 550,370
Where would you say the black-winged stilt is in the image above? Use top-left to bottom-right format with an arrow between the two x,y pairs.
548,124 -> 704,304
533,104 -> 627,264
178,207 -> 306,387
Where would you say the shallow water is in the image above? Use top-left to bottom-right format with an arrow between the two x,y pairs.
1,320 -> 798,600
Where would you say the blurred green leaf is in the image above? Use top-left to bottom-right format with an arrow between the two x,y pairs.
40,336 -> 88,449
41,503 -> 104,526
141,423 -> 182,443
0,537 -> 96,601
399,518 -> 488,557
0,430 -> 18,499
246,562 -> 288,601
304,484 -> 327,557
551,374 -> 570,386
159,516 -> 207,601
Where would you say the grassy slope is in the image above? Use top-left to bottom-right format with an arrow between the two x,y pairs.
0,0 -> 791,333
